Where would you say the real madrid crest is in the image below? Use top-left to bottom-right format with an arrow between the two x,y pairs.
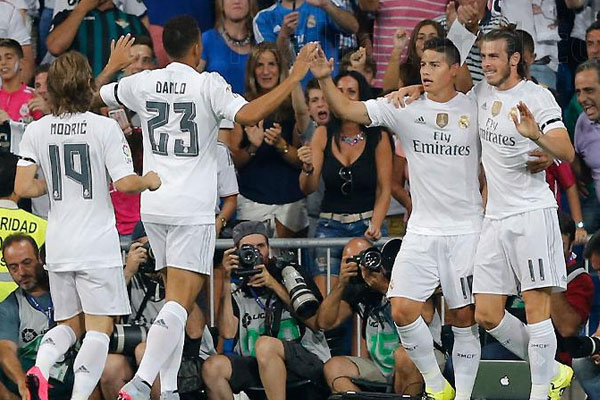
491,100 -> 502,117
307,15 -> 316,28
458,115 -> 470,129
436,113 -> 448,128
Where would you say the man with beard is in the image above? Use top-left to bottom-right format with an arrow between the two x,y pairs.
0,234 -> 74,400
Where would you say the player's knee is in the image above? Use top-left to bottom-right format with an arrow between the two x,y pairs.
451,305 -> 476,327
255,336 -> 282,364
391,299 -> 420,326
202,355 -> 232,383
474,306 -> 502,330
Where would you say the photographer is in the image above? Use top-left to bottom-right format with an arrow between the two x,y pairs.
317,238 -> 437,397
101,222 -> 215,400
202,221 -> 330,400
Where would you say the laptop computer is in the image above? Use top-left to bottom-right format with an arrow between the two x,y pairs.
471,360 -> 531,399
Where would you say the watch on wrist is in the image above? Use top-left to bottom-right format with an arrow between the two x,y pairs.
576,221 -> 585,229
218,216 -> 227,227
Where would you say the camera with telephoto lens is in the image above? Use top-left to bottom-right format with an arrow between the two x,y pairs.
345,247 -> 383,284
232,244 -> 263,278
563,335 -> 600,358
276,251 -> 319,319
138,242 -> 156,274
109,321 -> 148,355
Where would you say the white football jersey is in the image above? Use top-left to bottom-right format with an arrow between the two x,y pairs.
17,112 -> 135,271
216,141 -> 238,213
100,63 -> 248,225
471,80 -> 564,219
365,93 -> 483,236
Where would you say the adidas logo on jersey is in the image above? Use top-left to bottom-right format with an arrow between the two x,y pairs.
481,102 -> 488,110
414,116 -> 425,124
42,337 -> 55,346
153,319 -> 168,329
75,365 -> 90,374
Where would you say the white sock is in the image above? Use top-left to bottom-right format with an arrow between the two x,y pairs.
36,324 -> 77,379
159,327 -> 185,393
396,317 -> 445,393
136,301 -> 188,385
487,312 -> 529,360
527,319 -> 559,400
71,331 -> 110,400
452,325 -> 481,400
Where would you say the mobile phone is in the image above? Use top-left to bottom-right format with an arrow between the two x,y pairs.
108,108 -> 131,133
292,0 -> 296,10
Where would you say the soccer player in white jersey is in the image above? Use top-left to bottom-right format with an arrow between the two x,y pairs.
13,51 -> 161,400
308,38 -> 482,400
98,16 -> 318,400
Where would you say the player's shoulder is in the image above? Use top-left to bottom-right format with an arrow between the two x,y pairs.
453,91 -> 478,108
520,80 -> 558,106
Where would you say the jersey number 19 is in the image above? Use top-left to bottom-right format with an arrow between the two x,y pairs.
48,143 -> 92,200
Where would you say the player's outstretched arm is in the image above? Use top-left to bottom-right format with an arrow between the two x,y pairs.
234,43 -> 320,126
14,165 -> 47,198
114,171 -> 161,194
511,102 -> 575,163
311,48 -> 371,125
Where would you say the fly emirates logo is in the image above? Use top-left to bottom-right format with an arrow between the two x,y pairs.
412,131 -> 471,157
479,117 -> 516,147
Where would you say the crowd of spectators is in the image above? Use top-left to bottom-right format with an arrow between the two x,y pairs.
3,0 -> 600,399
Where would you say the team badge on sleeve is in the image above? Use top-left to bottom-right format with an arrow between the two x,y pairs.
436,113 -> 448,128
492,101 -> 503,117
458,115 -> 470,129
122,144 -> 133,164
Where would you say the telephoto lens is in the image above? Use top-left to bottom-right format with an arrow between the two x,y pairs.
109,323 -> 148,355
281,266 -> 319,319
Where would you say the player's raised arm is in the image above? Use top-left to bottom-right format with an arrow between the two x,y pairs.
511,101 -> 575,163
311,48 -> 372,126
234,43 -> 319,126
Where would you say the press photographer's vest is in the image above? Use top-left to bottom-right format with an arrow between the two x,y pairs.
13,289 -> 52,360
232,289 -> 301,357
360,300 -> 400,377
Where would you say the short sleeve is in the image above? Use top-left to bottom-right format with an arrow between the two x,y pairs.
447,19 -> 477,65
7,5 -> 30,45
574,113 -> 588,154
120,0 -> 147,17
364,97 -> 402,131
103,119 -> 135,182
253,12 -> 277,43
533,87 -> 565,134
49,10 -> 70,34
0,295 -> 20,343
206,73 -> 249,123
217,143 -> 238,198
554,162 -> 576,190
17,122 -> 39,166
100,73 -> 143,112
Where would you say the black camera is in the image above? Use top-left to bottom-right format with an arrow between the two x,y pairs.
233,244 -> 263,278
109,322 -> 148,355
138,242 -> 156,274
276,251 -> 319,319
563,335 -> 600,358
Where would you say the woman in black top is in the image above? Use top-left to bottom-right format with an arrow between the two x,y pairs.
298,71 -> 392,294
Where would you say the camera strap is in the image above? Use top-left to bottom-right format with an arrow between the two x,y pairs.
133,276 -> 156,322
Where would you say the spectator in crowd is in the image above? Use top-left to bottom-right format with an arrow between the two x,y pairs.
46,0 -> 149,76
28,64 -> 51,117
305,78 -> 331,129
339,47 -> 378,87
298,70 -> 392,295
0,153 -> 46,302
437,0 -> 509,83
201,0 -> 257,95
318,237 -> 433,397
0,0 -> 34,84
51,0 -> 149,23
0,39 -> 42,124
253,0 -> 358,80
573,60 -> 600,234
0,234 -> 77,400
226,42 -> 310,239
358,0 -> 447,88
382,20 -> 445,91
201,221 -> 330,400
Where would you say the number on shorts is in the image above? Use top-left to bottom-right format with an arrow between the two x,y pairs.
145,101 -> 199,157
48,143 -> 93,200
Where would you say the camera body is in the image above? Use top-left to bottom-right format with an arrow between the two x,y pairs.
563,335 -> 600,358
138,241 -> 156,273
109,321 -> 148,355
233,244 -> 263,278
345,247 -> 384,284
276,251 -> 319,319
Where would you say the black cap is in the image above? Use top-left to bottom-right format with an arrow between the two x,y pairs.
232,221 -> 269,247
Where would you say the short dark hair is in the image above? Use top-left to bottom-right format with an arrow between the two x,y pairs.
422,37 -> 460,66
304,78 -> 321,103
35,63 -> 50,76
0,38 -> 23,58
584,230 -> 600,259
162,16 -> 200,59
517,29 -> 535,55
586,21 -> 600,39
482,25 -> 527,78
558,210 -> 575,244
0,153 -> 18,198
575,59 -> 600,81
1,233 -> 40,260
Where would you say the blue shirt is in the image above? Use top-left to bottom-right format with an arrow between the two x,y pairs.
144,0 -> 213,31
253,1 -> 345,81
202,29 -> 250,95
